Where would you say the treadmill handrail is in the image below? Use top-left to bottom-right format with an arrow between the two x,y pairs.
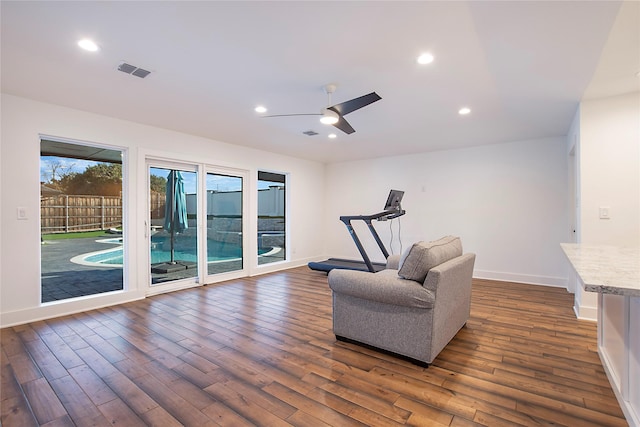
339,209 -> 405,223
338,209 -> 406,272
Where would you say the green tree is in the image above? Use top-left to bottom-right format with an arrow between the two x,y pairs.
150,174 -> 167,194
58,163 -> 122,195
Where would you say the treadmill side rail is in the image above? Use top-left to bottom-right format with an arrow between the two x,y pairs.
341,221 -> 375,272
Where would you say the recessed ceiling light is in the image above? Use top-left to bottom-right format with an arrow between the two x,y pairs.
328,133 -> 337,139
255,106 -> 267,113
417,53 -> 434,65
77,39 -> 99,52
458,107 -> 471,115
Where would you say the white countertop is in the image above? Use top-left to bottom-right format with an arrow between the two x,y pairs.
561,243 -> 640,297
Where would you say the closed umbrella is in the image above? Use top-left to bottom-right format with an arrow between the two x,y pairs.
164,170 -> 188,263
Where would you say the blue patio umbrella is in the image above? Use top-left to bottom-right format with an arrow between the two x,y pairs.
164,170 -> 188,263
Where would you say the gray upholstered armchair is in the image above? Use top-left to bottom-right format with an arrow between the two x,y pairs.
328,236 -> 475,366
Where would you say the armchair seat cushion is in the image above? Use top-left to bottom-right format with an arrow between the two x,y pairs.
328,269 -> 435,309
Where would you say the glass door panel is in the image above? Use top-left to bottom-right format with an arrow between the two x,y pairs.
206,173 -> 243,275
149,166 -> 198,285
257,171 -> 286,265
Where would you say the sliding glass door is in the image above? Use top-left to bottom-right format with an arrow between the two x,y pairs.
147,161 -> 248,289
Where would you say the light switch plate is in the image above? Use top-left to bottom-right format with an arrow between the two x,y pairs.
599,206 -> 610,219
17,207 -> 27,220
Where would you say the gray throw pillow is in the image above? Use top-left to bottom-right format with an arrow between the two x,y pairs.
398,236 -> 462,282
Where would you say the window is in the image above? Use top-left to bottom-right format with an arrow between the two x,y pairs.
257,171 -> 286,265
40,139 -> 124,302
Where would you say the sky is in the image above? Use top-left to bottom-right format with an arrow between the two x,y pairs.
150,167 -> 276,194
40,156 -> 97,183
42,156 -> 280,194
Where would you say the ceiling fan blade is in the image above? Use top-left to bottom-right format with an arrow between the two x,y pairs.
332,116 -> 356,134
262,113 -> 321,118
329,92 -> 381,116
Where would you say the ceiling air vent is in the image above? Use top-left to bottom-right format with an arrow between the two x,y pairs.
303,130 -> 319,136
117,62 -> 151,78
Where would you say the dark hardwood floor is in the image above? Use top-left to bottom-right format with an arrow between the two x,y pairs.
1,267 -> 628,426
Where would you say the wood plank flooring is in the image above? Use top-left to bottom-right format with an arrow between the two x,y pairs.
1,267 -> 628,426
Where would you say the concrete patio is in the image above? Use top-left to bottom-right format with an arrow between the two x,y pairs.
40,235 -> 124,302
40,234 -> 282,302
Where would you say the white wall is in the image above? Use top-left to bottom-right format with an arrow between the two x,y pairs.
324,137 -> 569,286
564,92 -> 640,322
0,94 -> 325,326
580,92 -> 640,247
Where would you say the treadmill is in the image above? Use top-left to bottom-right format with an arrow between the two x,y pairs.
308,190 -> 405,273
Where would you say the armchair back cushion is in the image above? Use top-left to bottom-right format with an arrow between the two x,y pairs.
397,235 -> 462,282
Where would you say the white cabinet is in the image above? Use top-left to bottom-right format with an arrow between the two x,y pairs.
562,244 -> 640,427
629,297 -> 640,424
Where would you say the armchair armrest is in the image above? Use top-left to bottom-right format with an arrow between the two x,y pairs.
386,254 -> 401,270
424,253 -> 475,359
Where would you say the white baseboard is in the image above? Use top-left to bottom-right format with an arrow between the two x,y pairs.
1,264 -> 575,327
573,304 -> 597,321
473,269 -> 567,288
0,290 -> 146,328
250,256 -> 319,276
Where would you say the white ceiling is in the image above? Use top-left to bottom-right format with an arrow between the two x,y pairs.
2,1 -> 638,164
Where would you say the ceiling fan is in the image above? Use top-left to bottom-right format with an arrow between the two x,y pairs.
262,84 -> 381,134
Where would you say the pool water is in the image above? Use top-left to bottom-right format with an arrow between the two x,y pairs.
81,237 -> 269,266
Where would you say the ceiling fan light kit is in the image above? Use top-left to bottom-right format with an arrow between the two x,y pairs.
320,108 -> 339,125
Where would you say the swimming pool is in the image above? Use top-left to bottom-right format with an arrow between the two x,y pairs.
71,237 -> 277,267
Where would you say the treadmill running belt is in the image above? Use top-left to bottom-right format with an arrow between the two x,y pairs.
308,258 -> 386,273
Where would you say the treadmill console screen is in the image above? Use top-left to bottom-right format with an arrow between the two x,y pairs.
384,189 -> 404,211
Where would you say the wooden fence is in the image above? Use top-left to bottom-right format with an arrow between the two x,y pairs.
150,192 -> 166,220
41,195 -> 127,233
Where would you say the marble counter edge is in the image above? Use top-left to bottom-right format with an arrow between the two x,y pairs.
560,243 -> 640,297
